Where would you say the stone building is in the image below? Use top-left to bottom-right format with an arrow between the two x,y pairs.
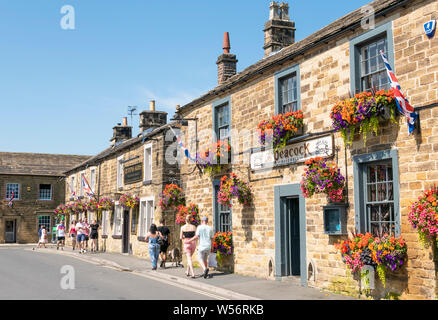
64,103 -> 181,256
173,0 -> 438,299
0,152 -> 90,243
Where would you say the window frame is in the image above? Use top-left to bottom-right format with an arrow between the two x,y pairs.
350,21 -> 394,94
212,96 -> 231,143
213,180 -> 232,233
89,167 -> 97,194
6,183 -> 20,200
353,149 -> 401,236
138,197 -> 154,238
38,184 -> 52,201
116,155 -> 124,189
79,171 -> 85,197
113,203 -> 123,236
143,143 -> 153,183
275,64 -> 301,115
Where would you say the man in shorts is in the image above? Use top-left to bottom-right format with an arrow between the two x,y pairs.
75,219 -> 86,253
191,216 -> 214,279
157,218 -> 170,268
56,220 -> 66,250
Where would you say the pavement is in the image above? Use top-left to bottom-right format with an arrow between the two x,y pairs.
9,243 -> 354,300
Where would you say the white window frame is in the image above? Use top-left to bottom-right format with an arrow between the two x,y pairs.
70,176 -> 75,198
138,196 -> 154,237
102,210 -> 109,236
6,183 -> 20,200
80,171 -> 85,197
117,156 -> 124,189
39,184 -> 52,201
113,202 -> 122,236
144,143 -> 153,182
89,166 -> 97,195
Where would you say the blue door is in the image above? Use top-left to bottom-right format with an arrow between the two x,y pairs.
280,197 -> 300,276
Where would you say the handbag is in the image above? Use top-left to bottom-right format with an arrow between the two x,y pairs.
157,235 -> 164,246
208,252 -> 218,268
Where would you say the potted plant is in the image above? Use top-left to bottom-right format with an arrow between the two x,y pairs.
257,110 -> 304,151
213,231 -> 234,272
176,204 -> 200,226
330,89 -> 398,146
159,184 -> 186,210
119,194 -> 140,210
300,157 -> 346,203
197,139 -> 231,176
408,185 -> 438,248
217,173 -> 252,207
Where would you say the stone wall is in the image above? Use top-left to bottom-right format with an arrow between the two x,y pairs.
177,0 -> 438,299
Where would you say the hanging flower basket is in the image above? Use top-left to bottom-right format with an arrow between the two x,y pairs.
213,231 -> 233,256
335,232 -> 407,287
176,204 -> 200,226
54,204 -> 67,220
257,110 -> 304,151
86,198 -> 99,212
300,157 -> 346,203
408,185 -> 438,248
197,139 -> 231,176
159,184 -> 186,210
71,200 -> 88,214
217,173 -> 252,207
119,194 -> 139,210
330,89 -> 398,146
97,197 -> 115,211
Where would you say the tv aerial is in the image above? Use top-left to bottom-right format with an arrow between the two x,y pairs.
127,106 -> 138,126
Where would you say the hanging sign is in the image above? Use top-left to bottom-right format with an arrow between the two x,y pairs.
250,134 -> 334,170
424,20 -> 436,38
124,162 -> 143,184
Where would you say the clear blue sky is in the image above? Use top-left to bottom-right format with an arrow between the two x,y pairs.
0,0 -> 370,156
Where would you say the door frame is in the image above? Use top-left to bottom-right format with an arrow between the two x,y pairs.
122,209 -> 130,254
5,219 -> 17,243
274,183 -> 307,286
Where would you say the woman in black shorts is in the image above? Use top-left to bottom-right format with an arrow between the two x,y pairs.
89,220 -> 100,253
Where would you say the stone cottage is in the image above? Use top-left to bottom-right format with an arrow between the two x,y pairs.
174,0 -> 438,299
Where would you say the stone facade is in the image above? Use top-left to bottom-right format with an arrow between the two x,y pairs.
174,0 -> 438,299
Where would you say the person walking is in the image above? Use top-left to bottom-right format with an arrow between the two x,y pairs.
37,226 -> 47,249
75,219 -> 86,253
33,225 -> 45,250
69,220 -> 77,251
157,218 -> 170,268
89,220 -> 100,253
180,215 -> 197,278
56,220 -> 66,250
189,216 -> 214,279
145,224 -> 162,270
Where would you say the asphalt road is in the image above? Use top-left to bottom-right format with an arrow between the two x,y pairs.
0,247 -> 218,300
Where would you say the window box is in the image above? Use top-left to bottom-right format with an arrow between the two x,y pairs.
323,204 -> 348,235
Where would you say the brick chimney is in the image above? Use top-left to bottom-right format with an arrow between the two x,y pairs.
264,2 -> 296,56
139,100 -> 168,133
216,32 -> 238,85
110,117 -> 132,146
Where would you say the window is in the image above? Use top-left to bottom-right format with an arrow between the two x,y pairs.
214,182 -> 232,232
353,149 -> 400,236
113,204 -> 122,236
6,183 -> 19,200
359,38 -> 389,92
90,168 -> 96,194
279,74 -> 298,113
38,215 -> 51,233
39,184 -> 52,200
213,97 -> 231,142
80,172 -> 85,197
144,144 -> 152,182
138,198 -> 154,237
102,211 -> 109,236
117,156 -> 124,189
70,176 -> 75,198
131,208 -> 138,234
275,64 -> 301,114
350,22 -> 394,94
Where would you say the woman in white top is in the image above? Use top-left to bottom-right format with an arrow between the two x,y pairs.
38,227 -> 47,248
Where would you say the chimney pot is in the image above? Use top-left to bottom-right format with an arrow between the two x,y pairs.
150,100 -> 156,111
123,117 -> 128,126
223,32 -> 231,54
216,32 -> 238,85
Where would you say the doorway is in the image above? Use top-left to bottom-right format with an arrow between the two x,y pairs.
122,210 -> 130,254
5,220 -> 16,243
280,197 -> 300,276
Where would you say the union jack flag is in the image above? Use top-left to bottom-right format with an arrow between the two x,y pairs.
7,192 -> 14,208
169,127 -> 197,163
67,181 -> 76,199
380,50 -> 418,135
81,175 -> 95,200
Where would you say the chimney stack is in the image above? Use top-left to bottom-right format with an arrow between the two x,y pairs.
216,32 -> 238,85
264,2 -> 296,56
139,100 -> 167,133
110,118 -> 132,146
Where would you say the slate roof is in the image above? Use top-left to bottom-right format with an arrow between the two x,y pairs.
177,0 -> 408,113
0,152 -> 92,176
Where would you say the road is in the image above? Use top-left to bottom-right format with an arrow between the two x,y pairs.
0,247 -> 220,300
